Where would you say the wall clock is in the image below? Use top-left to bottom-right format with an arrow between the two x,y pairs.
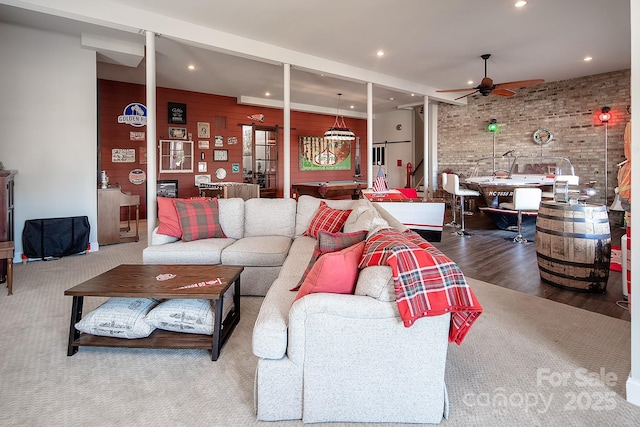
533,129 -> 553,145
215,167 -> 227,180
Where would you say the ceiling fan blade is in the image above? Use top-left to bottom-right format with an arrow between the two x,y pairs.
492,88 -> 516,97
494,79 -> 545,89
436,88 -> 479,93
455,90 -> 479,100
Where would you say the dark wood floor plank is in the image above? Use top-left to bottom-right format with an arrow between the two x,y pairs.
431,206 -> 629,321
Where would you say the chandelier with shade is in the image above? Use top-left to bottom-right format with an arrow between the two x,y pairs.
324,93 -> 355,141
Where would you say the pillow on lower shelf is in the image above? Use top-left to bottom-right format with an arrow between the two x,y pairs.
74,298 -> 159,339
144,287 -> 235,335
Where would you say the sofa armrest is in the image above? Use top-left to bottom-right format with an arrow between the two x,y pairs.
287,293 -> 450,423
288,293 -> 449,364
150,226 -> 180,246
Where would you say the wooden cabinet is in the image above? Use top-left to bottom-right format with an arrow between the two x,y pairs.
98,187 -> 140,245
0,170 -> 17,282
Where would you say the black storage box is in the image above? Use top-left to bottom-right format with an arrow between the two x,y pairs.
22,216 -> 90,260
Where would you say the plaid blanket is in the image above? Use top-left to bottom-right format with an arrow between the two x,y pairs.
384,232 -> 483,344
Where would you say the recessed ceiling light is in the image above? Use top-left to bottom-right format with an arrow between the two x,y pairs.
514,1 -> 527,7
376,50 -> 385,57
187,64 -> 195,70
584,56 -> 593,62
468,80 -> 474,85
389,97 -> 395,101
265,92 -> 271,97
350,105 -> 355,109
410,93 -> 415,97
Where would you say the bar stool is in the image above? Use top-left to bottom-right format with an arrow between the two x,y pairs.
541,175 -> 579,200
510,187 -> 542,243
444,173 -> 480,237
0,241 -> 14,295
441,172 -> 459,228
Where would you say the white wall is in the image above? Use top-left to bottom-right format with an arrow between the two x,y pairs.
372,110 -> 413,189
0,23 -> 98,261
627,0 -> 640,407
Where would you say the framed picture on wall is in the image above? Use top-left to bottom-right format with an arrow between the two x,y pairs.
213,149 -> 228,162
168,102 -> 187,124
169,127 -> 187,139
157,180 -> 178,198
198,122 -> 210,138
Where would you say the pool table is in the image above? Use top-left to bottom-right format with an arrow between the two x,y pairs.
292,180 -> 367,200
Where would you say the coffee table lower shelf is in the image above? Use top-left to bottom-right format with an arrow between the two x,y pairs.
71,309 -> 239,352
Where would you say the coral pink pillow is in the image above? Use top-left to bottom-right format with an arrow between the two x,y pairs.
293,241 -> 365,303
157,197 -> 183,238
303,201 -> 352,239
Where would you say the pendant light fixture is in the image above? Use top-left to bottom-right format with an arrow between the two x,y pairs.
324,93 -> 355,141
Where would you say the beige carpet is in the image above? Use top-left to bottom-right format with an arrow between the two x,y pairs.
1,235 -> 639,426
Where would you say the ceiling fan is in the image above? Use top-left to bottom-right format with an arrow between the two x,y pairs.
436,54 -> 544,100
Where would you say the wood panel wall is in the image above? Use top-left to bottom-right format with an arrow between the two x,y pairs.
98,79 -> 368,219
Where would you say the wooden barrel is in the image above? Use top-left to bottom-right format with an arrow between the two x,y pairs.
535,201 -> 611,292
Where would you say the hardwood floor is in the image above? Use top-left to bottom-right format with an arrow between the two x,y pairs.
430,206 -> 630,321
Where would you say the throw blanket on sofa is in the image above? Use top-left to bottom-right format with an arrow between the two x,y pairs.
365,229 -> 482,344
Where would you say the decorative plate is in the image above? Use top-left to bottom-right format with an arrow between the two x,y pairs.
533,129 -> 553,145
215,167 -> 227,180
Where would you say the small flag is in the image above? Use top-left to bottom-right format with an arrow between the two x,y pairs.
173,278 -> 222,290
372,165 -> 387,193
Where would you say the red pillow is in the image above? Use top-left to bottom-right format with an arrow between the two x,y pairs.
174,199 -> 226,242
157,197 -> 183,238
290,230 -> 368,292
303,201 -> 352,239
293,241 -> 365,303
157,197 -> 211,238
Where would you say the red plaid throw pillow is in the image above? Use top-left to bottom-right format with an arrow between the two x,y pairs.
174,199 -> 226,242
359,228 -> 421,268
291,230 -> 368,291
303,201 -> 352,239
157,197 -> 210,238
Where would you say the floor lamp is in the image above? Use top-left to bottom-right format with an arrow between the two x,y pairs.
599,107 -> 611,204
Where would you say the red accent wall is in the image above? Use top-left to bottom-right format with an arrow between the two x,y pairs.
98,79 -> 368,219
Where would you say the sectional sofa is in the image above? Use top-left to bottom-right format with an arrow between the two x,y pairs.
143,195 -> 451,424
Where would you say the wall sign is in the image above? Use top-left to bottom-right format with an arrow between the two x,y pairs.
198,122 -> 210,138
168,102 -> 187,124
129,169 -> 146,185
298,136 -> 351,171
112,148 -> 136,163
117,102 -> 147,127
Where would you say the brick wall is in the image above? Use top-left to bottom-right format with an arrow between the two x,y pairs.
437,69 -> 630,205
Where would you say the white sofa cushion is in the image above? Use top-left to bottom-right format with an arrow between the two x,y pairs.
252,237 -> 314,359
244,198 -> 297,238
221,236 -> 292,266
354,265 -> 395,302
143,237 -> 236,265
294,196 -> 358,237
344,199 -> 389,233
218,198 -> 245,240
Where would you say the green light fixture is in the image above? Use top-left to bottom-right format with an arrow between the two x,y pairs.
488,119 -> 498,132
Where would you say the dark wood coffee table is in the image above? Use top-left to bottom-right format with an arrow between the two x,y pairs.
64,264 -> 243,361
